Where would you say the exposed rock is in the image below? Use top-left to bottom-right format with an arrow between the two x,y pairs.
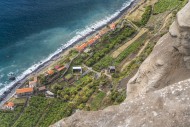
51,79 -> 190,127
51,1 -> 190,127
127,0 -> 190,98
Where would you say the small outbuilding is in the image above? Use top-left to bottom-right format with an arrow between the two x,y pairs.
108,66 -> 116,73
47,70 -> 55,75
109,23 -> 116,30
72,67 -> 82,73
29,77 -> 38,88
3,102 -> 15,110
38,86 -> 46,92
45,91 -> 54,98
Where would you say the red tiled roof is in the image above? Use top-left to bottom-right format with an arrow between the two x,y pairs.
16,88 -> 33,94
4,102 -> 14,107
76,43 -> 88,52
109,23 -> 116,30
57,66 -> 65,71
47,70 -> 54,75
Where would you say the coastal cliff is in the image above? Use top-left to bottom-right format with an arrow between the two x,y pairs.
51,1 -> 190,127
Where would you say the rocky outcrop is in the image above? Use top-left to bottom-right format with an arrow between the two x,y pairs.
127,0 -> 190,98
51,79 -> 190,127
51,1 -> 190,127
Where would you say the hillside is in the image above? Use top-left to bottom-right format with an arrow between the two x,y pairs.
51,0 -> 190,127
0,0 -> 189,127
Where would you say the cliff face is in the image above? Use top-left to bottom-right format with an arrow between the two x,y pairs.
127,0 -> 190,98
51,1 -> 190,127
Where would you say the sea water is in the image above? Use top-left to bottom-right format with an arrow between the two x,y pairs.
0,0 -> 133,94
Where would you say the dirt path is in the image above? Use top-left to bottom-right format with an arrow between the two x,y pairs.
82,64 -> 101,78
159,13 -> 173,33
126,19 -> 140,31
120,39 -> 150,72
112,28 -> 148,58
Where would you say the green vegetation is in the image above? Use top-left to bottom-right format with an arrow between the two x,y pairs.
86,26 -> 136,67
10,98 -> 27,105
92,32 -> 148,71
0,1 -> 166,125
0,106 -> 23,127
153,0 -> 188,14
113,42 -> 155,81
93,56 -> 114,71
110,89 -> 126,104
115,33 -> 148,64
141,6 -> 152,26
36,101 -> 71,127
13,97 -> 51,127
12,97 -> 72,127
90,91 -> 106,110
135,5 -> 152,26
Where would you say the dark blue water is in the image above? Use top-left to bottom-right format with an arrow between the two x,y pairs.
0,0 -> 132,93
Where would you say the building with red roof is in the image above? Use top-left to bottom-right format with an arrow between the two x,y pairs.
47,70 -> 55,75
29,76 -> 38,88
109,23 -> 116,30
15,88 -> 34,98
3,102 -> 15,110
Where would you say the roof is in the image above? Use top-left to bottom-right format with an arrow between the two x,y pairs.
73,67 -> 82,70
87,39 -> 95,45
16,88 -> 33,94
29,77 -> 37,85
76,43 -> 88,52
57,66 -> 65,71
38,86 -> 46,91
109,66 -> 116,69
46,91 -> 54,96
47,70 -> 54,75
4,102 -> 14,107
109,23 -> 116,30
54,65 -> 60,69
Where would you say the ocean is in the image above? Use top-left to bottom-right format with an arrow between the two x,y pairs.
0,0 -> 133,95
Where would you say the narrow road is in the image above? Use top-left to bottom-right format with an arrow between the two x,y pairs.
82,64 -> 101,78
126,19 -> 140,31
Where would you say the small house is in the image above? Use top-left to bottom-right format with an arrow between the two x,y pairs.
3,102 -> 15,110
109,23 -> 116,30
47,70 -> 54,75
108,66 -> 116,73
56,66 -> 65,72
38,86 -> 46,92
73,67 -> 82,73
15,88 -> 34,98
29,77 -> 38,88
45,91 -> 54,98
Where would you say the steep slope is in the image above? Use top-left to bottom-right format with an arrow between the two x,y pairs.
127,0 -> 190,98
51,1 -> 190,127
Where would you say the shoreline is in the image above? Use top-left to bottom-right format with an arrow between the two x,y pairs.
0,0 -> 140,107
